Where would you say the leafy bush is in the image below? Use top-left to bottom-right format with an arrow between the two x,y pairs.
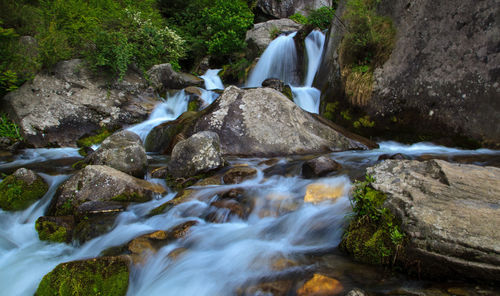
307,6 -> 336,30
290,13 -> 308,25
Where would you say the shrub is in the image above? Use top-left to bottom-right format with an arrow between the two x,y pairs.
290,13 -> 308,25
307,6 -> 336,30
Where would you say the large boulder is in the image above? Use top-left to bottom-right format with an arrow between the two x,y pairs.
85,130 -> 147,178
164,86 -> 376,157
35,256 -> 130,296
245,19 -> 303,58
146,63 -> 203,92
256,0 -> 334,19
366,159 -> 500,282
167,131 -> 224,178
315,0 -> 500,147
1,59 -> 157,148
0,168 -> 48,211
48,165 -> 166,216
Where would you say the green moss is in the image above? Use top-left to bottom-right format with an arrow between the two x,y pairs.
282,86 -> 294,101
0,175 -> 48,211
72,160 -> 87,170
340,175 -> 405,266
187,100 -> 200,112
76,128 -> 112,149
54,199 -> 75,216
111,192 -> 150,203
35,257 -> 129,296
35,219 -> 69,243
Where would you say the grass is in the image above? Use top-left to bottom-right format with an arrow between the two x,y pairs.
0,113 -> 23,140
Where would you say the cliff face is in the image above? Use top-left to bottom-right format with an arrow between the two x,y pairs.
315,0 -> 500,147
256,0 -> 333,19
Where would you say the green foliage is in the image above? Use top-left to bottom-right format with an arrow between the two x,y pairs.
341,174 -> 405,265
76,128 -> 112,149
341,0 -> 396,69
0,113 -> 23,140
341,110 -> 352,121
0,174 -> 48,211
323,102 -> 339,120
290,13 -> 308,25
35,257 -> 129,296
353,115 -> 375,128
220,57 -> 252,84
307,6 -> 336,30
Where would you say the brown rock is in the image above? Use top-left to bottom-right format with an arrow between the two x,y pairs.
302,156 -> 342,178
223,167 -> 258,184
297,274 -> 344,296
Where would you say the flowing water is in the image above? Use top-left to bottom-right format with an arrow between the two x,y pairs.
200,69 -> 225,90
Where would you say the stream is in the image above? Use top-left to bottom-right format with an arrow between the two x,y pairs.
1,30 -> 500,296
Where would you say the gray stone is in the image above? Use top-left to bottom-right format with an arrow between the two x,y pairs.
1,59 -> 157,147
302,155 -> 342,178
245,19 -> 303,58
86,130 -> 147,178
367,159 -> 500,282
146,63 -> 203,92
48,165 -> 166,216
168,131 -> 224,178
256,0 -> 334,19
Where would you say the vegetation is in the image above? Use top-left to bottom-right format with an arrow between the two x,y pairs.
76,128 -> 112,150
289,6 -> 337,30
35,218 -> 70,243
35,257 -> 129,296
340,175 -> 405,265
0,113 -> 23,140
0,173 -> 49,211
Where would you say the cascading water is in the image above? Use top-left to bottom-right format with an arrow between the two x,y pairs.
304,30 -> 326,87
200,69 -> 224,90
246,32 -> 298,88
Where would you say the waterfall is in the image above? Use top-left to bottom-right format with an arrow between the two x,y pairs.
127,90 -> 190,142
291,86 -> 321,114
246,32 -> 298,88
304,30 -> 326,87
200,69 -> 224,90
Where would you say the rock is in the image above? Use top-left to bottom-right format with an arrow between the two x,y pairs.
262,78 -> 294,101
145,111 -> 198,153
48,165 -> 166,216
296,274 -> 344,296
146,63 -> 203,92
170,86 -> 376,157
304,183 -> 345,204
74,213 -> 120,244
206,199 -> 248,222
0,168 -> 49,211
302,156 -> 342,178
1,59 -> 156,147
148,189 -> 197,216
151,166 -> 169,179
315,0 -> 500,148
35,216 -> 74,244
222,167 -> 258,184
245,19 -> 303,59
35,256 -> 130,296
256,0 -> 334,19
167,131 -> 224,178
85,130 -> 147,178
366,159 -> 500,282
377,153 -> 410,161
346,288 -> 368,296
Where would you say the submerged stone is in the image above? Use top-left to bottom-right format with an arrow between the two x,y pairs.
297,274 -> 344,296
304,183 -> 344,204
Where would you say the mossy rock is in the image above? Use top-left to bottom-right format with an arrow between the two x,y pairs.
76,128 -> 112,150
144,111 -> 198,153
0,168 -> 49,211
35,216 -> 74,244
148,189 -> 195,217
35,256 -> 130,296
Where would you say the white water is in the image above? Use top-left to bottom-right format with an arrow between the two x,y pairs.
291,86 -> 321,114
200,69 -> 224,90
127,90 -> 190,142
0,148 -> 81,170
304,30 -> 326,87
246,32 -> 298,88
200,89 -> 220,106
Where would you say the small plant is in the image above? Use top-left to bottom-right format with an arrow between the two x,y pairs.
353,115 -> 375,128
269,26 -> 281,39
307,6 -> 336,30
290,13 -> 308,25
341,110 -> 352,121
0,113 -> 23,140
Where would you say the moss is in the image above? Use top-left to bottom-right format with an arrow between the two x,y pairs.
76,128 -> 112,148
72,160 -> 87,170
281,86 -> 294,101
0,175 -> 48,211
35,219 -> 69,243
187,100 -> 200,112
111,192 -> 150,203
54,199 -> 75,216
165,172 -> 213,191
340,175 -> 405,266
35,257 -> 129,296
148,189 -> 194,217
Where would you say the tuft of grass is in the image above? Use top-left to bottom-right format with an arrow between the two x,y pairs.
0,113 -> 23,140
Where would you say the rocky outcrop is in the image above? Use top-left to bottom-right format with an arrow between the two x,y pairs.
163,86 -> 376,157
366,159 -> 500,282
245,19 -> 303,59
146,63 -> 203,92
1,59 -> 157,147
256,0 -> 334,19
167,131 -> 224,178
48,165 -> 166,216
35,256 -> 130,296
0,168 -> 48,211
315,0 -> 500,147
85,130 -> 147,178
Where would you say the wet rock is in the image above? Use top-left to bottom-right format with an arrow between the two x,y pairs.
1,59 -> 156,147
146,63 -> 203,92
195,175 -> 223,186
145,111 -> 198,153
85,130 -> 147,178
245,19 -> 303,58
151,166 -> 169,179
206,199 -> 248,222
262,78 -> 294,101
48,165 -> 166,216
35,216 -> 74,244
367,159 -> 500,282
302,156 -> 342,178
0,168 -> 48,211
304,183 -> 345,204
148,189 -> 196,216
173,86 -> 376,157
296,274 -> 344,296
223,167 -> 258,184
35,256 -> 130,296
377,153 -> 410,161
167,247 -> 188,260
74,213 -> 120,244
167,131 -> 224,178
346,288 -> 368,296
